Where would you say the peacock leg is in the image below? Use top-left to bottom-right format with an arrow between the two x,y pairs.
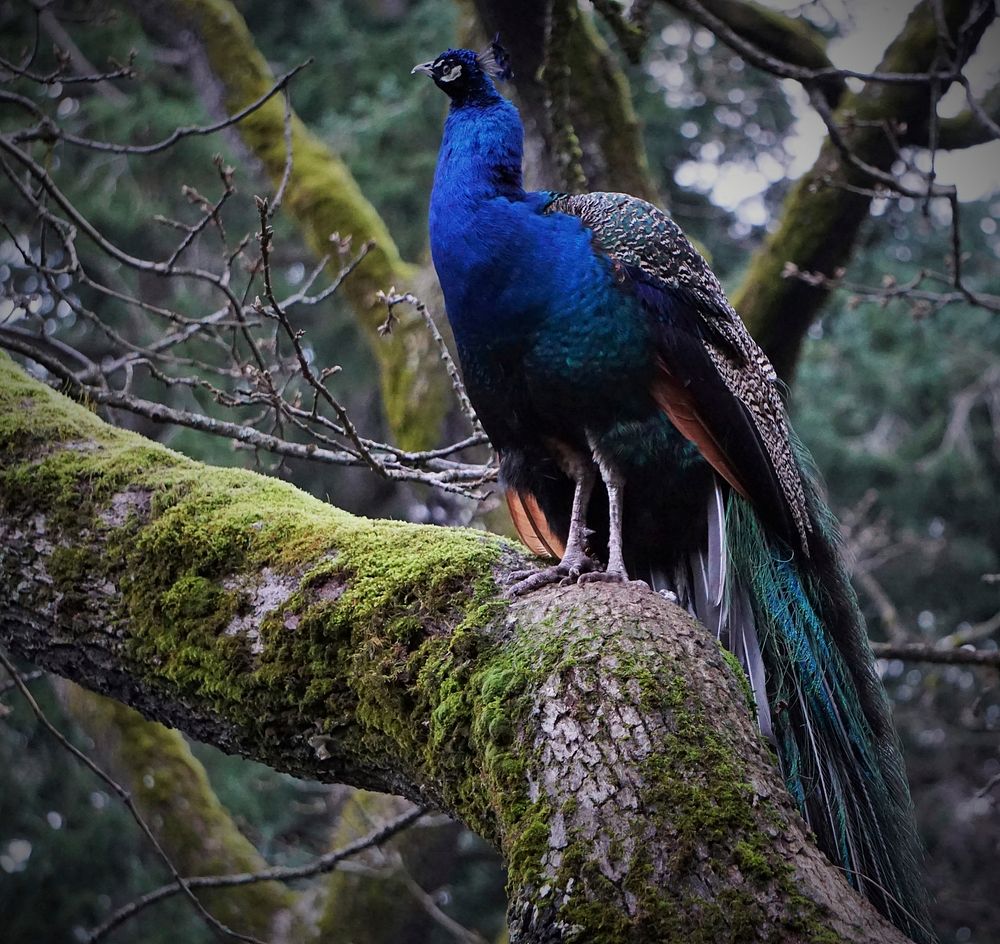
579,446 -> 647,588
506,463 -> 600,595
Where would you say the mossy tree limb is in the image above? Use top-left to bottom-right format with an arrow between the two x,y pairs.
726,0 -> 994,380
136,0 -> 449,450
664,0 -> 847,106
1,356 -> 911,943
62,686 -> 307,942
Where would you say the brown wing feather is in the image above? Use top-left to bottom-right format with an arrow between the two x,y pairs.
649,367 -> 751,502
506,490 -> 565,559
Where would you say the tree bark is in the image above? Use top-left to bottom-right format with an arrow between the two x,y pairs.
0,355 -> 914,942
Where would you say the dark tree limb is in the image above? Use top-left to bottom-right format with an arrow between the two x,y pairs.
914,80 -> 1000,149
0,355 -> 917,942
473,0 -> 660,201
663,0 -> 847,107
691,0 -> 993,380
872,643 -> 1000,667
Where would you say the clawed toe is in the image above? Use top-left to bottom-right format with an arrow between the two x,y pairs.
577,571 -> 650,591
506,565 -> 570,596
505,554 -> 601,596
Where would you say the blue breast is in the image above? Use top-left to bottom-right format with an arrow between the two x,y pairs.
429,102 -> 654,426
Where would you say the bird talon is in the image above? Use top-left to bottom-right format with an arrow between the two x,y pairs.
504,568 -> 542,586
504,553 -> 603,596
577,571 -> 650,592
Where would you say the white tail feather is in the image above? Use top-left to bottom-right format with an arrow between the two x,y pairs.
707,478 -> 727,607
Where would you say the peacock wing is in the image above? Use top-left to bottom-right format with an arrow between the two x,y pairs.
544,191 -> 811,552
506,488 -> 565,559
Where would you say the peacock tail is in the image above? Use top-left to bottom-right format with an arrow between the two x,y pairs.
724,449 -> 932,944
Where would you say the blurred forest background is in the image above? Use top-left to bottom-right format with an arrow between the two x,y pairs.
1,0 -> 998,942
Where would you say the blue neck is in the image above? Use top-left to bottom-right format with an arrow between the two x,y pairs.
429,96 -> 557,347
431,98 -> 525,205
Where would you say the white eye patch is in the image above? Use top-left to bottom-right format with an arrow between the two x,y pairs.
438,63 -> 463,83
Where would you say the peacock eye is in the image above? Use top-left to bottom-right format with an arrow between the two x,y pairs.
438,63 -> 463,83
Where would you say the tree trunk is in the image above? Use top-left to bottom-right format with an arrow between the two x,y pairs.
0,355 -> 914,942
473,0 -> 659,200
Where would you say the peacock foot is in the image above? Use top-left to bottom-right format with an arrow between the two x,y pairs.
577,569 -> 650,591
505,552 -> 601,596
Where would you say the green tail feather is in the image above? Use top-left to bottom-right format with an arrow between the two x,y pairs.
726,462 -> 934,943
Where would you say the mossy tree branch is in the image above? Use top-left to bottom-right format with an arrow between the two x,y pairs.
725,0 -> 993,380
63,687 -> 307,942
663,0 -> 847,107
134,0 -> 450,450
669,0 -> 999,155
1,356 -> 913,943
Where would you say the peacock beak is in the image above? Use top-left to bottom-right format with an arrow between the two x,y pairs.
411,61 -> 435,76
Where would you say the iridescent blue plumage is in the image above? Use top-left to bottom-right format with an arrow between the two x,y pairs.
419,45 -> 932,942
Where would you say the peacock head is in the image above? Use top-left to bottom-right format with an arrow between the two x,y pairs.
412,38 -> 513,106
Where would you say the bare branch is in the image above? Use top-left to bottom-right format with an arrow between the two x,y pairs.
379,291 -> 485,438
663,0 -> 966,88
662,0 -> 847,106
12,60 -> 313,155
87,806 -> 428,943
871,643 -> 1000,667
0,651 -> 266,944
36,6 -> 129,104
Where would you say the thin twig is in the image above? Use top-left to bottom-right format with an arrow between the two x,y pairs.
378,291 -> 483,437
12,60 -> 313,156
269,89 -> 295,217
86,805 -> 427,943
871,643 -> 1000,667
254,196 -> 387,477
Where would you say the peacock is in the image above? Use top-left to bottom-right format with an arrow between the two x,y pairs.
415,40 -> 932,942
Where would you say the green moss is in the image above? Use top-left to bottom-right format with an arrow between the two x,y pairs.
734,839 -> 775,881
536,643 -> 845,942
0,352 -> 515,749
718,644 -> 756,715
0,354 -> 542,858
48,544 -> 97,591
